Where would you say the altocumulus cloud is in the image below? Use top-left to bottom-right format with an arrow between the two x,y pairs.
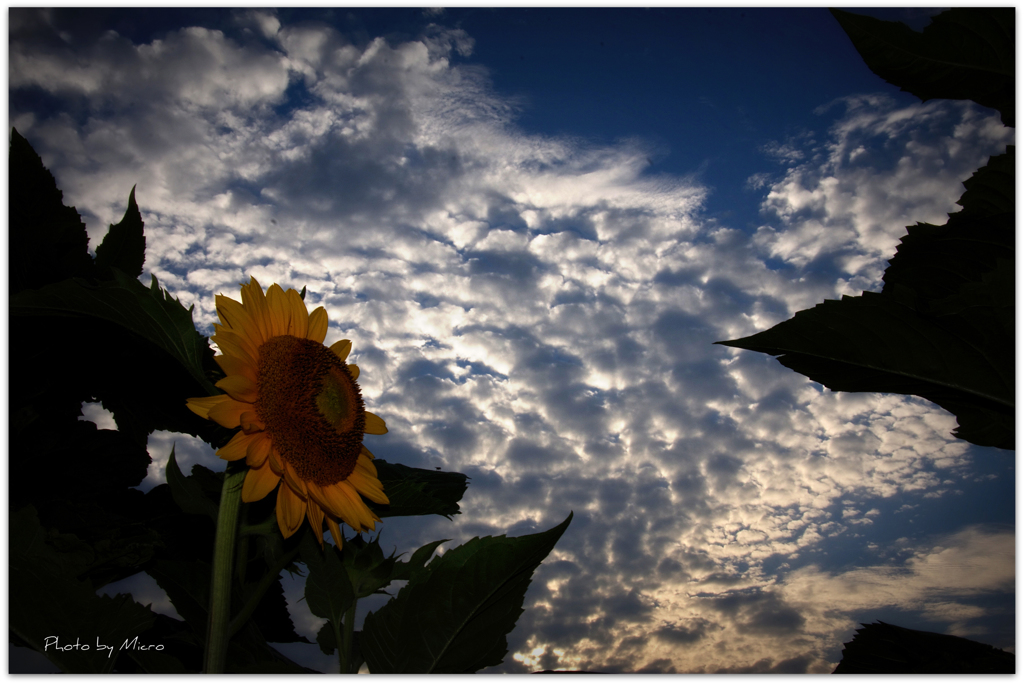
13,8 -> 1013,673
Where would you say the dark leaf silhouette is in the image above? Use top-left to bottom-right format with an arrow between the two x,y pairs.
10,506 -> 164,673
718,290 -> 1013,449
720,8 -> 1014,451
369,460 -> 469,519
7,121 -> 562,674
830,8 -> 1014,126
95,185 -> 146,279
166,448 -> 220,522
361,513 -> 572,673
10,270 -> 217,397
299,529 -> 355,635
833,621 -> 1014,674
9,127 -> 95,294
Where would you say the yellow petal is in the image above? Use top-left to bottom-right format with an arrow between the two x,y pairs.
355,450 -> 378,478
241,277 -> 272,342
246,433 -> 272,468
207,397 -> 252,429
313,481 -> 354,523
364,411 -> 387,435
239,410 -> 266,434
347,468 -> 389,505
326,516 -> 344,548
211,329 -> 258,368
241,461 -> 281,503
216,294 -> 265,346
347,364 -> 360,380
283,460 -> 308,499
305,482 -> 334,517
341,479 -> 382,525
216,430 -> 260,461
346,483 -> 382,528
285,288 -> 309,339
276,482 -> 306,538
268,447 -> 284,476
307,307 -> 328,344
330,339 -> 352,362
215,375 -> 258,403
307,499 -> 326,547
210,325 -> 258,362
337,480 -> 378,531
186,395 -> 230,419
214,353 -> 257,383
266,284 -> 290,338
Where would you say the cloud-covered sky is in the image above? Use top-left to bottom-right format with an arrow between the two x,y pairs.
10,7 -> 1014,674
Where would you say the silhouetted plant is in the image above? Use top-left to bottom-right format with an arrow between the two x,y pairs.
833,621 -> 1014,674
8,128 -> 572,673
719,8 -> 1015,451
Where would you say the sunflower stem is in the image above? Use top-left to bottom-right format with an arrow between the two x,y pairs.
204,462 -> 247,674
338,599 -> 356,674
234,503 -> 250,586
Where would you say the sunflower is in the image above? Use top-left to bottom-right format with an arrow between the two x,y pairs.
187,277 -> 388,547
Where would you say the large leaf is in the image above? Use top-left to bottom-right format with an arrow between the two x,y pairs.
882,217 -> 1014,310
338,534 -> 399,599
10,269 -> 217,396
7,407 -> 164,591
9,506 -> 159,673
147,559 -> 213,642
9,131 -> 225,447
369,460 -> 469,519
9,127 -> 95,294
299,530 -> 356,671
95,185 -> 146,279
45,523 -> 161,593
719,14 -> 1014,451
392,539 -> 447,584
881,147 -> 1014,318
361,512 -> 573,673
717,292 -> 1013,449
305,532 -> 445,663
166,448 -> 220,522
243,569 -> 310,645
148,557 -> 309,673
952,146 -> 1015,219
830,8 -> 1015,126
833,621 -> 1015,674
299,530 -> 356,633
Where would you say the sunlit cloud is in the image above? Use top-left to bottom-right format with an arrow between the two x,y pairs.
753,95 -> 1012,295
12,7 -> 1013,673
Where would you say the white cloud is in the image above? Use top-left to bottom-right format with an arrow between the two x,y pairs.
753,95 -> 1012,294
11,10 -> 1013,674
781,526 -> 1014,637
234,8 -> 281,40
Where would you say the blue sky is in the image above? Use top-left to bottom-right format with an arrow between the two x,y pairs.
9,6 -> 1015,674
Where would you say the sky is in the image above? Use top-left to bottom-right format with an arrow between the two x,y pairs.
8,6 -> 1016,674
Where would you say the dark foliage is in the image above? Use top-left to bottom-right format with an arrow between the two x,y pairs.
833,621 -> 1015,674
719,8 -> 1015,450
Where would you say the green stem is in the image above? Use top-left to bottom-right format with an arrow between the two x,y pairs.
338,600 -> 356,674
203,463 -> 247,674
234,504 -> 249,586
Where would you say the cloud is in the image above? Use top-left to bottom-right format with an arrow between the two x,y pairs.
753,94 -> 1012,294
781,525 -> 1014,642
233,9 -> 281,40
13,9 -> 1013,674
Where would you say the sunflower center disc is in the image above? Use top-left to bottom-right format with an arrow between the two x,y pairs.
254,335 -> 366,486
